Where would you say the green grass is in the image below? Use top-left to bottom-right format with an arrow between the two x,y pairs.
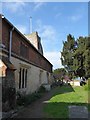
43,85 -> 88,118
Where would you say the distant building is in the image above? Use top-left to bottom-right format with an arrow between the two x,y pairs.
0,14 -> 53,111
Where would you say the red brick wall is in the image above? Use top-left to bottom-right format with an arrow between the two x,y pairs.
12,31 -> 20,55
2,19 -> 11,50
2,19 -> 52,73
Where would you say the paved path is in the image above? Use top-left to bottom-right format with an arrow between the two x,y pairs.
0,112 -> 2,120
69,105 -> 88,119
13,87 -> 89,119
14,91 -> 54,118
88,112 -> 90,119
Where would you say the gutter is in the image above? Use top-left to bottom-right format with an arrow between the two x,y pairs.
9,27 -> 14,61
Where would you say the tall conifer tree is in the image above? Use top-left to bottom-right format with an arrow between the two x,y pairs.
61,35 -> 90,78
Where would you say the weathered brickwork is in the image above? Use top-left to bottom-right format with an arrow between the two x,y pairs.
12,31 -> 21,55
2,19 -> 11,50
2,18 -> 52,73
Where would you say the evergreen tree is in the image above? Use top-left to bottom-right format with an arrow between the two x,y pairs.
61,34 -> 90,79
61,34 -> 76,72
85,37 -> 90,78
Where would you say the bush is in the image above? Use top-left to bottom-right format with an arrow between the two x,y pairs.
16,92 -> 42,106
37,85 -> 46,93
16,86 -> 46,106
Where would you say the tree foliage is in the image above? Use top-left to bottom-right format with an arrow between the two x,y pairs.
61,34 -> 90,78
53,68 -> 67,80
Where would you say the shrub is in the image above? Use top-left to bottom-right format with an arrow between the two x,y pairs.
37,85 -> 46,93
16,86 -> 46,106
16,92 -> 42,106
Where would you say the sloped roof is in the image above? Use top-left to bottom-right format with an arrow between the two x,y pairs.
1,14 -> 52,66
2,56 -> 16,70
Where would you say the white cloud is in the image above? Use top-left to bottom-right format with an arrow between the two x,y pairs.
3,2 -> 25,13
0,2 -> 2,14
35,19 -> 59,53
35,20 -> 63,69
3,0 -> 39,1
3,1 -> 45,13
68,13 -> 83,22
2,0 -> 88,2
35,19 -> 57,41
55,13 -> 62,19
16,25 -> 27,34
33,0 -> 45,2
33,2 -> 45,11
41,25 -> 56,41
3,0 -> 25,2
69,14 -> 83,22
44,51 -> 64,70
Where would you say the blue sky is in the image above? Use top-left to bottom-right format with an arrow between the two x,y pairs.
2,2 -> 88,69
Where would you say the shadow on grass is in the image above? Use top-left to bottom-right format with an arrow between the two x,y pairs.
41,85 -> 75,118
43,102 -> 89,118
47,84 -> 75,99
42,85 -> 89,119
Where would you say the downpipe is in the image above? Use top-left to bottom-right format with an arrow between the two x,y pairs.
9,27 -> 14,61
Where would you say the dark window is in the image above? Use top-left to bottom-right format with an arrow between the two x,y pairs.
19,68 -> 21,89
19,68 -> 27,89
47,72 -> 49,83
22,69 -> 24,88
20,42 -> 28,59
25,69 -> 27,88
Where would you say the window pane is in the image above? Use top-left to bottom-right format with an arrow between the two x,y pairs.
22,69 -> 24,88
19,68 -> 21,89
20,42 -> 28,59
25,69 -> 27,88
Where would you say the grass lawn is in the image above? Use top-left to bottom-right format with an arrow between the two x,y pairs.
43,84 -> 88,118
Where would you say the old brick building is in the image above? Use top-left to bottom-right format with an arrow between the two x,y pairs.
0,14 -> 53,111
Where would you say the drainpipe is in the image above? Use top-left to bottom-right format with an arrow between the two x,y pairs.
9,27 -> 14,61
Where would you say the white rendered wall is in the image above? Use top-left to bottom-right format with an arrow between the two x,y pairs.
11,56 -> 52,94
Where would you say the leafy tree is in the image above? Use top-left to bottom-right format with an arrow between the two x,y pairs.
73,36 -> 86,77
53,68 -> 67,80
61,34 -> 76,72
85,37 -> 90,78
61,34 -> 90,79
